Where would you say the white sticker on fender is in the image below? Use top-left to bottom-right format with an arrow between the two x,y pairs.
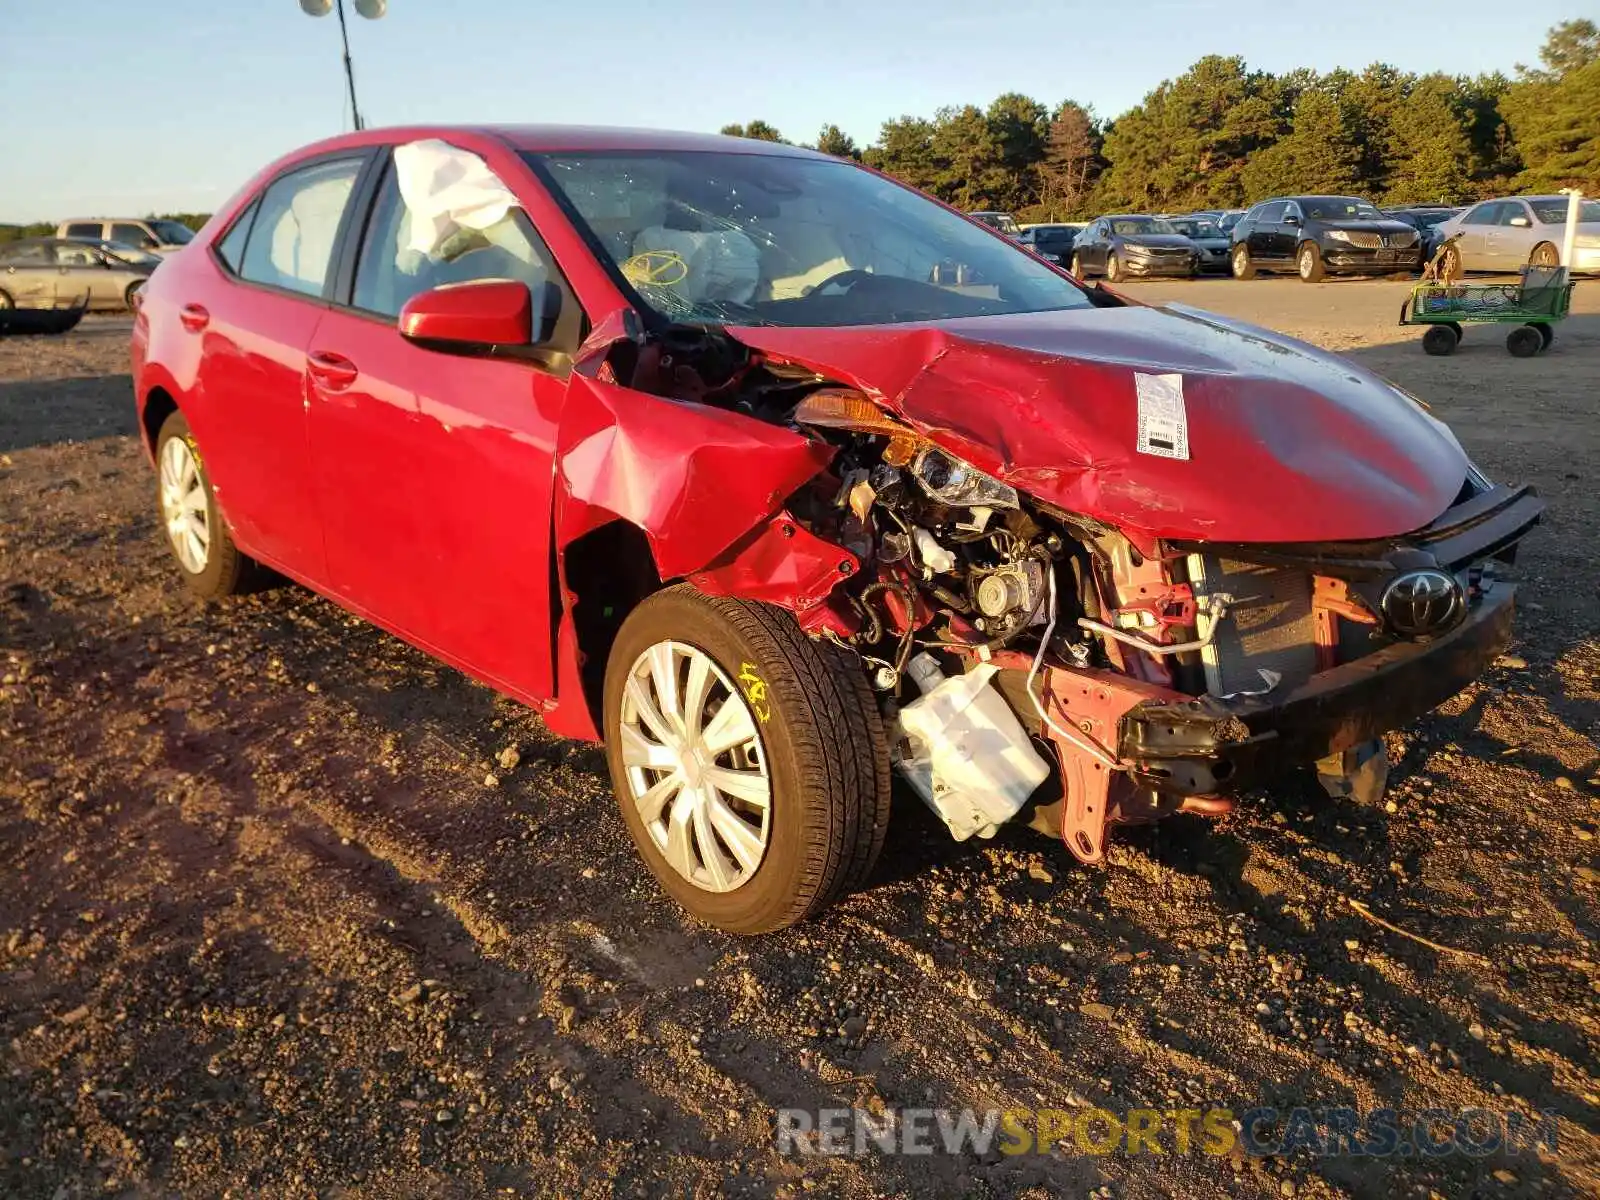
1134,372 -> 1190,460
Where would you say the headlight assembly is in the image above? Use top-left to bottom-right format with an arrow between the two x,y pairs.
1326,229 -> 1353,244
910,446 -> 1019,510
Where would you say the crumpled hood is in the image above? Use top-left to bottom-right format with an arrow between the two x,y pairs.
729,304 -> 1469,545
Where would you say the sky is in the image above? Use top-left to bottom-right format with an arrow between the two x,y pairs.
0,0 -> 1579,223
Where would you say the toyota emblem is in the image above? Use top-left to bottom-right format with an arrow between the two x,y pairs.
1380,569 -> 1465,638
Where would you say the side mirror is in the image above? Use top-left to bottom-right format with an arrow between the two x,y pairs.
1283,212 -> 1302,226
1509,215 -> 1531,228
399,279 -> 541,351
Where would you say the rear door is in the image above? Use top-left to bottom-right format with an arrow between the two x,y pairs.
0,242 -> 59,306
180,152 -> 370,582
301,148 -> 582,701
1249,202 -> 1287,262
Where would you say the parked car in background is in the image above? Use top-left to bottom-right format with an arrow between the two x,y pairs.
1216,209 -> 1247,234
1432,196 -> 1600,275
968,211 -> 1022,238
1070,214 -> 1199,281
1165,215 -> 1231,274
1230,196 -> 1422,282
0,236 -> 156,311
56,217 -> 195,254
1383,206 -> 1462,264
1017,223 -> 1080,264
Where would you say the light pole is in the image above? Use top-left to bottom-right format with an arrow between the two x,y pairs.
299,0 -> 387,131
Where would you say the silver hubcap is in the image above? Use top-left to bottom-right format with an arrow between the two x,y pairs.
1299,249 -> 1314,278
619,641 -> 771,893
1234,248 -> 1247,274
159,436 -> 210,574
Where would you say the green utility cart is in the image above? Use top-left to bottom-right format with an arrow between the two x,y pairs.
1399,265 -> 1575,357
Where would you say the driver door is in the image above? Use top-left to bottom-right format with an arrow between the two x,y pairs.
303,153 -> 582,702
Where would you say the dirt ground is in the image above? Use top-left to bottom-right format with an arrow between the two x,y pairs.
2,279 -> 1597,1200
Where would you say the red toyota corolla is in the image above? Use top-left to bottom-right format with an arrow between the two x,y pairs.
132,126 -> 1540,933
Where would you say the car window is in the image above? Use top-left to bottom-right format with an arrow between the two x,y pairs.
110,223 -> 154,248
214,199 -> 258,275
1461,203 -> 1499,226
239,158 -> 363,298
64,223 -> 101,239
1495,202 -> 1530,226
352,164 -> 554,319
1258,202 -> 1287,223
1530,198 -> 1600,223
2,242 -> 50,265
55,243 -> 102,266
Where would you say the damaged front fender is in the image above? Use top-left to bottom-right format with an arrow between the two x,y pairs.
554,374 -> 834,579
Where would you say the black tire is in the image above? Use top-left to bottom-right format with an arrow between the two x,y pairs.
1422,325 -> 1457,356
603,584 -> 892,934
1535,323 -> 1553,350
1444,321 -> 1463,343
154,410 -> 264,598
1505,326 -> 1542,358
1297,241 -> 1326,283
1069,253 -> 1083,279
1529,242 -> 1559,269
1231,244 -> 1256,280
1105,253 -> 1123,283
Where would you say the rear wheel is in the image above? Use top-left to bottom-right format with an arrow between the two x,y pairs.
1529,242 -> 1559,269
1422,325 -> 1457,356
1297,241 -> 1325,283
1105,253 -> 1123,283
1505,325 -> 1542,358
603,585 -> 891,934
1231,244 -> 1256,280
154,411 -> 263,597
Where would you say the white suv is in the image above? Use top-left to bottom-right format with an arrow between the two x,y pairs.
55,218 -> 196,254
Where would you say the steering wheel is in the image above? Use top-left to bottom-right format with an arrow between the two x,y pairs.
800,268 -> 880,299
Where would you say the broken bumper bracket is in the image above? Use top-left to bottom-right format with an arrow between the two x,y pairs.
1120,583 -> 1517,794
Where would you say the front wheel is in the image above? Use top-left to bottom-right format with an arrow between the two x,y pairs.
1069,253 -> 1083,279
124,281 -> 145,310
1231,244 -> 1256,280
603,585 -> 892,934
1530,242 -> 1559,269
154,411 -> 264,597
1297,241 -> 1326,282
1105,253 -> 1123,283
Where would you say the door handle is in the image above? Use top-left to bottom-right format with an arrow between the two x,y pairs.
179,303 -> 209,333
307,350 -> 358,391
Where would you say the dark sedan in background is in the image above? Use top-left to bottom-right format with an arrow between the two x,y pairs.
1070,215 -> 1198,281
1166,215 -> 1231,274
0,237 -> 157,311
1017,223 -> 1081,265
1230,196 -> 1422,281
1383,206 -> 1463,264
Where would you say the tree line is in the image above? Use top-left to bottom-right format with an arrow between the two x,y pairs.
726,18 -> 1600,221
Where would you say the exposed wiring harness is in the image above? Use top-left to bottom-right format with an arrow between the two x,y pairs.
1024,565 -> 1125,771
